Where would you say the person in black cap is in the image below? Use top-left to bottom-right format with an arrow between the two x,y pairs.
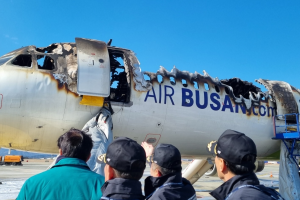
142,142 -> 196,200
207,129 -> 284,200
98,137 -> 146,200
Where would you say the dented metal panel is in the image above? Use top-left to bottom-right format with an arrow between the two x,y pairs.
76,38 -> 110,97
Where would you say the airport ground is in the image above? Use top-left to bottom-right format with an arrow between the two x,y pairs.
0,159 -> 279,200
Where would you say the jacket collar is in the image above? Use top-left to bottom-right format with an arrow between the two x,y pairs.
101,178 -> 144,199
144,172 -> 182,197
210,172 -> 260,200
52,157 -> 90,169
55,155 -> 66,164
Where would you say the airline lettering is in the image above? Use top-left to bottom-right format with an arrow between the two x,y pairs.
144,86 -> 274,117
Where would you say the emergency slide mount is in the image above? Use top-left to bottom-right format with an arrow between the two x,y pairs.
273,113 -> 300,170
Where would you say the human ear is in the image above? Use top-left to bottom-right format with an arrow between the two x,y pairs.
219,158 -> 227,173
157,169 -> 162,177
153,166 -> 162,177
59,149 -> 62,156
104,164 -> 115,182
150,164 -> 161,177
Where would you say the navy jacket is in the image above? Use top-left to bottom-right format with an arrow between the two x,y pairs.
210,172 -> 284,200
101,178 -> 145,200
144,172 -> 196,200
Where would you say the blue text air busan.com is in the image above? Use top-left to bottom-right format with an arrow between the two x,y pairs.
144,85 -> 275,117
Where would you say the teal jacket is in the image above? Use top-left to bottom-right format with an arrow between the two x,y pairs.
17,158 -> 104,200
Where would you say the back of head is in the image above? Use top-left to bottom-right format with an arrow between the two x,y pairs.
98,137 -> 146,180
225,154 -> 256,175
153,144 -> 182,176
207,129 -> 257,175
57,128 -> 93,161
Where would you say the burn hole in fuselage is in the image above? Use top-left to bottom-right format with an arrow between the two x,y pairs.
11,55 -> 32,67
221,78 -> 261,99
37,55 -> 55,70
109,52 -> 130,103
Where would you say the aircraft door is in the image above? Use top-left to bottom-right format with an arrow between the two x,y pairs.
76,38 -> 110,97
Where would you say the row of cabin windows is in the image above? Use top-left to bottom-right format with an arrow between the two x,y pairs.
10,54 -> 55,70
7,53 -> 131,103
143,73 -> 213,91
142,74 -> 267,101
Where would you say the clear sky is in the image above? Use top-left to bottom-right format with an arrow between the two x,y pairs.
1,0 -> 299,89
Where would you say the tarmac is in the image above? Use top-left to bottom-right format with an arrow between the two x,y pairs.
0,159 -> 280,200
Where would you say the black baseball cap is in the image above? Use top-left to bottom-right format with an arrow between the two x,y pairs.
97,137 -> 146,172
153,144 -> 182,170
207,130 -> 257,166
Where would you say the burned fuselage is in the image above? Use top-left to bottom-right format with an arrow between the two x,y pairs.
0,38 -> 299,158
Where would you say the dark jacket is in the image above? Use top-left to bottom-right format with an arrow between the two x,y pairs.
210,172 -> 284,200
144,172 -> 197,200
101,178 -> 145,200
17,158 -> 104,200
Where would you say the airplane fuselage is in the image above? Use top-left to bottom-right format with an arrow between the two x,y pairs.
1,41 -> 298,159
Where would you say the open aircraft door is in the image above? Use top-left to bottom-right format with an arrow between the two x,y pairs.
76,38 -> 110,97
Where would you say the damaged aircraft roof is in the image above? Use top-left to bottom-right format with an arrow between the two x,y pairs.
0,40 -> 299,114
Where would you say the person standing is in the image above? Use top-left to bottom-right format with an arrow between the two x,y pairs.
99,137 -> 146,200
17,128 -> 105,200
142,142 -> 196,200
207,129 -> 284,200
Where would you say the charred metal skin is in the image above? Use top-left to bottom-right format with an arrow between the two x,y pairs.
1,44 -> 78,93
0,42 -> 273,112
143,67 -> 271,110
0,38 -> 299,160
256,79 -> 299,121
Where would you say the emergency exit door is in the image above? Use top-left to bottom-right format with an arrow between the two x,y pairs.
76,38 -> 111,97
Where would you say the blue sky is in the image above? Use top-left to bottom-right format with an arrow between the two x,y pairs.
1,0 -> 299,89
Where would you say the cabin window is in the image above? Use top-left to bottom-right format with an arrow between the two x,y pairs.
109,51 -> 130,103
11,55 -> 32,67
204,83 -> 210,91
157,75 -> 163,83
170,77 -> 176,85
0,55 -> 14,66
215,85 -> 220,93
193,81 -> 199,89
182,79 -> 188,87
143,73 -> 151,81
37,55 -> 55,70
225,87 -> 230,94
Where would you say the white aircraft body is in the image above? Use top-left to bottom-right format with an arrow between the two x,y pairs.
0,38 -> 299,163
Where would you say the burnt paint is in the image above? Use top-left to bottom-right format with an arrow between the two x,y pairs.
40,71 -> 79,98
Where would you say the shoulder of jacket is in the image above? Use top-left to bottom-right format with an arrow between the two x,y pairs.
27,169 -> 54,182
87,170 -> 104,177
148,191 -> 167,200
229,187 -> 273,200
